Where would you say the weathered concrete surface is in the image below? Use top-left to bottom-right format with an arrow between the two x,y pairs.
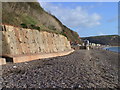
1,25 -> 73,63
12,50 -> 74,63
0,58 -> 6,65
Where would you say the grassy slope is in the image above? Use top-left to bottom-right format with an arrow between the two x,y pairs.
2,2 -> 82,44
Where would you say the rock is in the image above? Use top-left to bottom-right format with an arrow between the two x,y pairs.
2,49 -> 118,88
13,66 -> 17,68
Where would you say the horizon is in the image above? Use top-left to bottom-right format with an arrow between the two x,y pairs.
39,1 -> 118,37
81,34 -> 119,38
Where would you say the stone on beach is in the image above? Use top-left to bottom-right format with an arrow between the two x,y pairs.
2,49 -> 119,88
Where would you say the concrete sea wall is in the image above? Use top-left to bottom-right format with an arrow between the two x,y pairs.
0,25 -> 73,64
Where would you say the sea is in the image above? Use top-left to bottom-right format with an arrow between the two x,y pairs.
104,47 -> 120,53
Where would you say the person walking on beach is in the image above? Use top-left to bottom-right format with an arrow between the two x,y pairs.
84,40 -> 90,50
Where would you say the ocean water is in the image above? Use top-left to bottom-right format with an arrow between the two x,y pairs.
104,47 -> 120,53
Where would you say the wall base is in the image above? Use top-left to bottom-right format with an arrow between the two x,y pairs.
0,58 -> 6,65
2,49 -> 74,64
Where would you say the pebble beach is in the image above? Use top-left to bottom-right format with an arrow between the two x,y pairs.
1,49 -> 119,89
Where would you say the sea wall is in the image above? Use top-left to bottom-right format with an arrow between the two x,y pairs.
1,25 -> 72,56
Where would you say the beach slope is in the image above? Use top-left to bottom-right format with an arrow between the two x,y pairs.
2,49 -> 119,88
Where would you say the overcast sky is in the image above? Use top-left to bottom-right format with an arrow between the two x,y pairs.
39,1 -> 118,37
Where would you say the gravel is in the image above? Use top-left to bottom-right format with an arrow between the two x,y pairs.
1,49 -> 119,88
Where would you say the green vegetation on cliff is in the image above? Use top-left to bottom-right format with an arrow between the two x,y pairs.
2,2 -> 82,44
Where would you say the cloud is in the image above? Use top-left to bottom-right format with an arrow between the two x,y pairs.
98,32 -> 106,35
40,2 -> 101,29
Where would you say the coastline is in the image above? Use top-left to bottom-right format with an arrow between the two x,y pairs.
2,49 -> 119,88
102,46 -> 120,53
103,46 -> 120,48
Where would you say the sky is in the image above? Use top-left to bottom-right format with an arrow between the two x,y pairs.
39,1 -> 118,37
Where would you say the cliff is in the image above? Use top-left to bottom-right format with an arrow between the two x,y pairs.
82,35 -> 120,46
2,2 -> 81,44
1,25 -> 72,56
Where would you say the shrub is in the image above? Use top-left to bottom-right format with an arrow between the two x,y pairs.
60,31 -> 67,38
20,23 -> 28,28
30,24 -> 40,30
48,25 -> 56,30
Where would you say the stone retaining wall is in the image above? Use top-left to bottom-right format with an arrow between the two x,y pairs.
0,25 -> 73,64
1,25 -> 71,55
